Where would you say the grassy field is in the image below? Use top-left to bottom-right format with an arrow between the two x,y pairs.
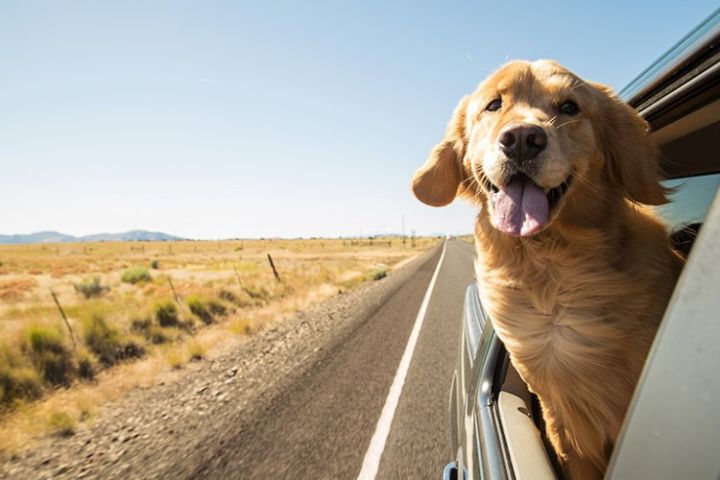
0,237 -> 437,418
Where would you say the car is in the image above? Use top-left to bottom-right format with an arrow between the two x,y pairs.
444,8 -> 720,480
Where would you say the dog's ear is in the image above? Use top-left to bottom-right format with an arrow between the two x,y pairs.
412,95 -> 470,207
593,83 -> 669,205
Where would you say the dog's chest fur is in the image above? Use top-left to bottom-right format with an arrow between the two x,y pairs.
472,214 -> 681,471
475,229 -> 662,389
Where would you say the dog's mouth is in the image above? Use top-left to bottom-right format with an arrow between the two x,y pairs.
481,173 -> 571,237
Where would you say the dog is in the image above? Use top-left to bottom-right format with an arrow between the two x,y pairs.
412,60 -> 684,479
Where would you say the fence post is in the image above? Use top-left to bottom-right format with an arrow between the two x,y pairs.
167,276 -> 183,308
267,254 -> 281,282
50,289 -> 77,350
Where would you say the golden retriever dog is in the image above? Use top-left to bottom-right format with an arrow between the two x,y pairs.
412,60 -> 684,479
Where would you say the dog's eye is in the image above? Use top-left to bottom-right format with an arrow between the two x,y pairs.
559,100 -> 579,115
485,98 -> 502,112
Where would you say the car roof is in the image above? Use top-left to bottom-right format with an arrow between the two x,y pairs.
621,8 -> 720,119
620,8 -> 720,179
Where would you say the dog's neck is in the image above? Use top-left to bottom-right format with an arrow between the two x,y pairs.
473,191 -> 632,314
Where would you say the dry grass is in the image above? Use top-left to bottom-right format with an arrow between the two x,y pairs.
0,236 -> 437,454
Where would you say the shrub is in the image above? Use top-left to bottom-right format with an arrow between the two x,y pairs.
74,277 -> 109,299
82,315 -> 143,366
366,266 -> 388,281
150,259 -> 160,269
122,338 -> 145,360
121,268 -> 152,284
188,342 -> 205,361
165,349 -> 184,369
207,299 -> 227,317
130,317 -> 152,332
228,318 -> 252,335
25,325 -> 75,386
220,289 -> 255,308
154,300 -> 179,327
83,315 -> 122,366
47,412 -> 75,437
218,289 -> 238,304
243,285 -> 271,305
76,349 -> 96,381
0,367 -> 42,407
131,317 -> 169,344
187,295 -> 213,325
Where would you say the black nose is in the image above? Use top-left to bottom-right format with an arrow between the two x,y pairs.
498,124 -> 547,162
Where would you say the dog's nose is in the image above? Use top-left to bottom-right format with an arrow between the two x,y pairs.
498,124 -> 547,162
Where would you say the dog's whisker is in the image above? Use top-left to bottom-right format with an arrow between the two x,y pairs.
555,120 -> 583,130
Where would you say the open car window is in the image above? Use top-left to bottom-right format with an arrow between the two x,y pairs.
656,173 -> 720,229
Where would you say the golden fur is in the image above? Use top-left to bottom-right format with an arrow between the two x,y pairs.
412,60 -> 684,479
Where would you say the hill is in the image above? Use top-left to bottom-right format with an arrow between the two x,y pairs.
0,230 -> 183,244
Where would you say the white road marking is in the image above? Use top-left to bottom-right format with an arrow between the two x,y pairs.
357,241 -> 448,480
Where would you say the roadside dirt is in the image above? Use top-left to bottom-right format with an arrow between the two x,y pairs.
0,248 -> 435,479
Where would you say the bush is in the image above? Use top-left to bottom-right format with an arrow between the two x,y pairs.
186,296 -> 227,325
165,349 -> 184,369
122,338 -> 145,360
74,277 -> 109,299
154,300 -> 179,327
25,325 -> 75,386
366,266 -> 388,281
0,366 -> 42,407
207,299 -> 227,317
130,317 -> 152,332
220,289 -> 255,308
132,317 -> 169,344
218,289 -> 238,304
188,342 -> 205,361
150,259 -> 160,269
83,315 -> 143,366
47,411 -> 75,437
244,285 -> 270,301
76,349 -> 96,381
187,295 -> 213,325
228,318 -> 252,335
83,315 -> 122,366
121,268 -> 152,284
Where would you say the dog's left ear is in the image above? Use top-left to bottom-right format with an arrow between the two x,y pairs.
593,83 -> 669,205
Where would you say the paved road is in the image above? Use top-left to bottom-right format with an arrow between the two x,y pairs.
188,239 -> 476,479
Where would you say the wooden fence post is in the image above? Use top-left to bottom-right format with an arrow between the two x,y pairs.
50,289 -> 77,350
267,254 -> 281,282
167,276 -> 183,308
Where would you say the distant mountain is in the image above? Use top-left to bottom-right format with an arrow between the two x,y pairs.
81,230 -> 183,242
0,230 -> 184,244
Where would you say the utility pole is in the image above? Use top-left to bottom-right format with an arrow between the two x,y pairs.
402,214 -> 406,246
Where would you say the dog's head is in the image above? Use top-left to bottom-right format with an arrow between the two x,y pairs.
412,60 -> 668,237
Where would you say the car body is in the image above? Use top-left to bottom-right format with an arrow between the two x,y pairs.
445,8 -> 720,480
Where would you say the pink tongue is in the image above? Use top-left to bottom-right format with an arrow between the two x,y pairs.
491,176 -> 549,236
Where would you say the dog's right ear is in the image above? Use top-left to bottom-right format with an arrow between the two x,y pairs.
412,95 -> 470,207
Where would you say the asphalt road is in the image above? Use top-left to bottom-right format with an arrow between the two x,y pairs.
188,239 -> 476,479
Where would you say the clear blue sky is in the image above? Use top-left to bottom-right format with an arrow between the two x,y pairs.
1,1 -> 717,239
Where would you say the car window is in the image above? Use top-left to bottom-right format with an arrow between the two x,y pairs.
654,173 -> 720,229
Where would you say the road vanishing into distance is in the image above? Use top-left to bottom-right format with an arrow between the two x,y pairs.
1,240 -> 476,480
187,240 -> 475,479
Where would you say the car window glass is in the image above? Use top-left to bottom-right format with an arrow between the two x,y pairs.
654,173 -> 720,229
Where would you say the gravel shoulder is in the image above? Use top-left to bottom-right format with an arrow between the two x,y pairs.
0,247 -> 438,480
